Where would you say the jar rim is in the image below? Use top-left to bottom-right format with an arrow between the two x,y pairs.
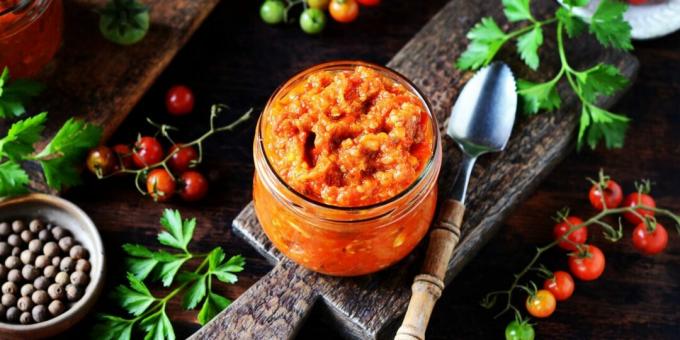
0,0 -> 53,38
257,60 -> 441,212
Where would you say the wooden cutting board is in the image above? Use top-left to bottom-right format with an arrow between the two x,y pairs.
192,1 -> 639,339
5,0 -> 220,191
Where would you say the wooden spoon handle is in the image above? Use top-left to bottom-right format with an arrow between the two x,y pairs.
395,199 -> 465,340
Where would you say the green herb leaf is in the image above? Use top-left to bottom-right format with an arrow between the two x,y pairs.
140,309 -> 175,340
37,118 -> 102,190
122,244 -> 178,262
576,63 -> 628,101
207,247 -> 225,271
91,314 -> 134,340
155,259 -> 188,287
0,112 -> 47,160
578,104 -> 629,150
517,78 -> 561,114
456,17 -> 509,70
563,0 -> 589,6
158,209 -> 196,251
589,0 -> 632,51
111,276 -> 156,316
556,7 -> 586,38
0,161 -> 30,197
197,292 -> 231,325
182,274 -> 207,310
213,255 -> 246,284
516,25 -> 543,70
502,0 -> 533,22
0,67 -> 44,118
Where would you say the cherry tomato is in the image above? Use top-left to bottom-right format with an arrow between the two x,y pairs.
132,136 -> 164,168
179,171 -> 208,202
622,192 -> 656,225
260,0 -> 286,25
628,0 -> 648,5
525,290 -> 556,318
589,179 -> 623,211
329,0 -> 359,23
86,146 -> 115,177
505,319 -> 535,340
146,168 -> 176,202
112,144 -> 135,170
543,271 -> 575,301
568,244 -> 605,281
553,216 -> 588,251
168,144 -> 198,174
357,0 -> 380,6
306,0 -> 330,9
632,222 -> 668,255
165,85 -> 195,116
99,0 -> 149,45
300,8 -> 326,35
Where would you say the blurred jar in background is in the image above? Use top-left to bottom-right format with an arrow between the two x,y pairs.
0,0 -> 63,78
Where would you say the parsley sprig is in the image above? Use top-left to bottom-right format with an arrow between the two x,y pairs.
0,67 -> 44,118
456,0 -> 633,150
0,112 -> 102,196
92,209 -> 245,340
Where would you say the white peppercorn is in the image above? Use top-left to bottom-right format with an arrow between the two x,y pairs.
70,271 -> 89,286
11,220 -> 25,233
17,296 -> 33,312
60,257 -> 75,273
29,219 -> 44,233
20,230 -> 33,243
0,242 -> 10,257
11,247 -> 20,256
20,284 -> 34,297
19,311 -> 31,324
2,293 -> 17,307
48,300 -> 64,317
34,276 -> 49,291
32,304 -> 48,323
20,249 -> 36,265
51,226 -> 68,240
70,245 -> 88,260
54,272 -> 69,285
31,290 -> 48,305
43,242 -> 59,258
38,229 -> 52,242
4,256 -> 19,269
65,284 -> 82,302
47,284 -> 64,300
75,259 -> 91,273
43,265 -> 57,279
21,265 -> 38,281
7,269 -> 21,283
34,255 -> 49,269
51,256 -> 61,267
7,234 -> 21,247
28,239 -> 43,253
6,306 -> 19,322
2,282 -> 17,295
0,222 -> 10,236
58,237 -> 75,252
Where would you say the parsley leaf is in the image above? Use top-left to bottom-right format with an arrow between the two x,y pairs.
0,112 -> 47,160
0,67 -> 44,118
575,63 -> 629,101
92,315 -> 134,340
140,308 -> 175,340
197,292 -> 231,326
0,161 -> 30,196
502,0 -> 533,22
517,78 -> 561,114
556,7 -> 586,38
122,243 -> 187,286
516,25 -> 543,70
456,17 -> 509,71
37,118 -> 102,190
213,255 -> 246,284
182,274 -> 207,310
158,209 -> 196,251
578,104 -> 629,150
589,0 -> 632,51
155,259 -> 187,287
112,273 -> 156,316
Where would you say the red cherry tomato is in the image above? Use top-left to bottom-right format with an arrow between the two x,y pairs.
146,168 -> 176,202
568,244 -> 606,281
622,192 -> 656,225
357,0 -> 380,6
168,144 -> 198,174
628,0 -> 648,5
589,179 -> 623,211
112,144 -> 135,170
329,0 -> 359,23
179,171 -> 208,202
632,222 -> 668,255
525,290 -> 556,318
543,271 -> 575,301
132,136 -> 164,168
553,216 -> 588,251
86,146 -> 115,176
165,85 -> 195,116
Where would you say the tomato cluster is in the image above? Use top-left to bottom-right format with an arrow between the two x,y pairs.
85,85 -> 209,203
260,0 -> 380,35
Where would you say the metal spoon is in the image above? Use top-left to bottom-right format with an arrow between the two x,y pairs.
396,62 -> 517,340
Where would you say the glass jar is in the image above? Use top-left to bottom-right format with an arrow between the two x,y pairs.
0,0 -> 63,78
253,61 -> 442,276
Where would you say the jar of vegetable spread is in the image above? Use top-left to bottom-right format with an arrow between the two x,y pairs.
0,0 -> 63,78
253,61 -> 442,276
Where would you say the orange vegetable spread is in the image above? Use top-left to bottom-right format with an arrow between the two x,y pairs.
262,66 -> 434,207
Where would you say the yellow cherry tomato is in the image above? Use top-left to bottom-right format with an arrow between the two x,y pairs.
525,289 -> 556,318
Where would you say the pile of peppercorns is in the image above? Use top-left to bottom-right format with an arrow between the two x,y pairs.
0,219 -> 91,325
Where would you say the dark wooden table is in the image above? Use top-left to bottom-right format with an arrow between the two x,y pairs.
61,0 -> 680,339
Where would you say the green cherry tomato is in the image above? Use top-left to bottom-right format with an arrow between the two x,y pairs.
300,8 -> 326,34
260,0 -> 286,25
99,0 -> 150,45
505,320 -> 535,340
307,0 -> 330,9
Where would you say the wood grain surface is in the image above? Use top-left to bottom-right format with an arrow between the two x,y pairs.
5,0 -> 220,191
191,0 -> 639,339
52,0 -> 680,339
